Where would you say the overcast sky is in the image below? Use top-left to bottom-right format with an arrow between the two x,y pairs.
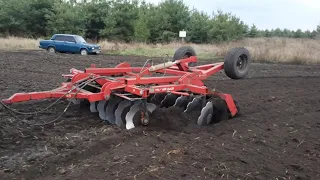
144,0 -> 320,31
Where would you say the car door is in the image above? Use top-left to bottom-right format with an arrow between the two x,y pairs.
64,36 -> 78,53
53,35 -> 65,52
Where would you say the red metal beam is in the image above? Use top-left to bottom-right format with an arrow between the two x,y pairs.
148,84 -> 208,95
125,76 -> 180,85
85,67 -> 134,75
209,91 -> 238,117
188,63 -> 224,80
192,62 -> 224,70
170,91 -> 191,96
1,90 -> 105,104
124,86 -> 149,98
84,67 -> 151,75
156,68 -> 189,76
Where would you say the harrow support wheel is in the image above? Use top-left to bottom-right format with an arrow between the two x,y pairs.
224,47 -> 251,79
173,46 -> 197,67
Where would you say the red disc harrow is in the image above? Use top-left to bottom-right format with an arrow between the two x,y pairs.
1,46 -> 251,129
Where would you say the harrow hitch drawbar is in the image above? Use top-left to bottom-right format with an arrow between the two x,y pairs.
1,46 -> 251,129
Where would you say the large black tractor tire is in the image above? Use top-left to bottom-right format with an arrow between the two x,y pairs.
224,47 -> 251,79
173,46 -> 197,66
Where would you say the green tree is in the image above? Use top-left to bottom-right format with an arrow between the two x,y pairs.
81,0 -> 114,41
263,29 -> 269,37
133,1 -> 150,42
311,30 -> 318,39
282,28 -> 292,37
294,29 -> 303,38
1,0 -> 317,43
147,0 -> 190,43
317,24 -> 320,33
247,24 -> 258,38
106,0 -> 139,42
208,10 -> 248,42
273,28 -> 283,37
304,30 -> 312,38
187,9 -> 210,43
26,0 -> 56,37
0,0 -> 31,36
46,1 -> 86,36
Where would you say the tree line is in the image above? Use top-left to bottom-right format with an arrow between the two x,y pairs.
0,0 -> 319,43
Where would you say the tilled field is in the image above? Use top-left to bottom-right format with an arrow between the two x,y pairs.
0,50 -> 320,180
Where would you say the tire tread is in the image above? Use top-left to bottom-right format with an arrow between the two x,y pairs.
224,47 -> 250,79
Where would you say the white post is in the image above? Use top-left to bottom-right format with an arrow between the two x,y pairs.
179,30 -> 186,44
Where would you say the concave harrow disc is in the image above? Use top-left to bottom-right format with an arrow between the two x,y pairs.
75,92 -> 233,129
90,101 -> 99,113
114,100 -> 133,128
160,93 -> 179,108
105,96 -> 123,124
125,101 -> 156,130
149,93 -> 167,105
173,96 -> 193,109
97,100 -> 108,121
184,96 -> 203,113
197,101 -> 213,126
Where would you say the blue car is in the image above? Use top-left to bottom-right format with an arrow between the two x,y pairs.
39,34 -> 101,55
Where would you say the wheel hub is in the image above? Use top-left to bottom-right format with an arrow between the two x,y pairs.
237,55 -> 247,71
81,50 -> 88,55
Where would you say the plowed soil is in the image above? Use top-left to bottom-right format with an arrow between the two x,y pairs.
0,50 -> 320,180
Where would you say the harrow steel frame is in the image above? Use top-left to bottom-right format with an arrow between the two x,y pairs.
2,46 -> 251,129
2,57 -> 237,114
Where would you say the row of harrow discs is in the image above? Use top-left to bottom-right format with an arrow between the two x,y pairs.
1,46 -> 251,129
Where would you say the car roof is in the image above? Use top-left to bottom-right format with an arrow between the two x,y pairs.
53,34 -> 79,37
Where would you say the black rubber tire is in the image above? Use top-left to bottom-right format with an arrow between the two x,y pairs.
224,47 -> 251,79
80,48 -> 88,56
173,46 -> 197,66
47,46 -> 56,53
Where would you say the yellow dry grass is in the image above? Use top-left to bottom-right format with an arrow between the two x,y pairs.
100,38 -> 320,64
1,36 -> 320,64
0,36 -> 40,50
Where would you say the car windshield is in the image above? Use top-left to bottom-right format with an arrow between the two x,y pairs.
74,36 -> 86,43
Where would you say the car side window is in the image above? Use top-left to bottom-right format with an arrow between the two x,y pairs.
54,35 -> 64,41
65,36 -> 75,42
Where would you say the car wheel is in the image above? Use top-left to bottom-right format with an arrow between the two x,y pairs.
80,49 -> 88,56
47,47 -> 55,54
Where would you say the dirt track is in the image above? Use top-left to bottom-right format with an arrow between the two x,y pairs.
0,50 -> 320,180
